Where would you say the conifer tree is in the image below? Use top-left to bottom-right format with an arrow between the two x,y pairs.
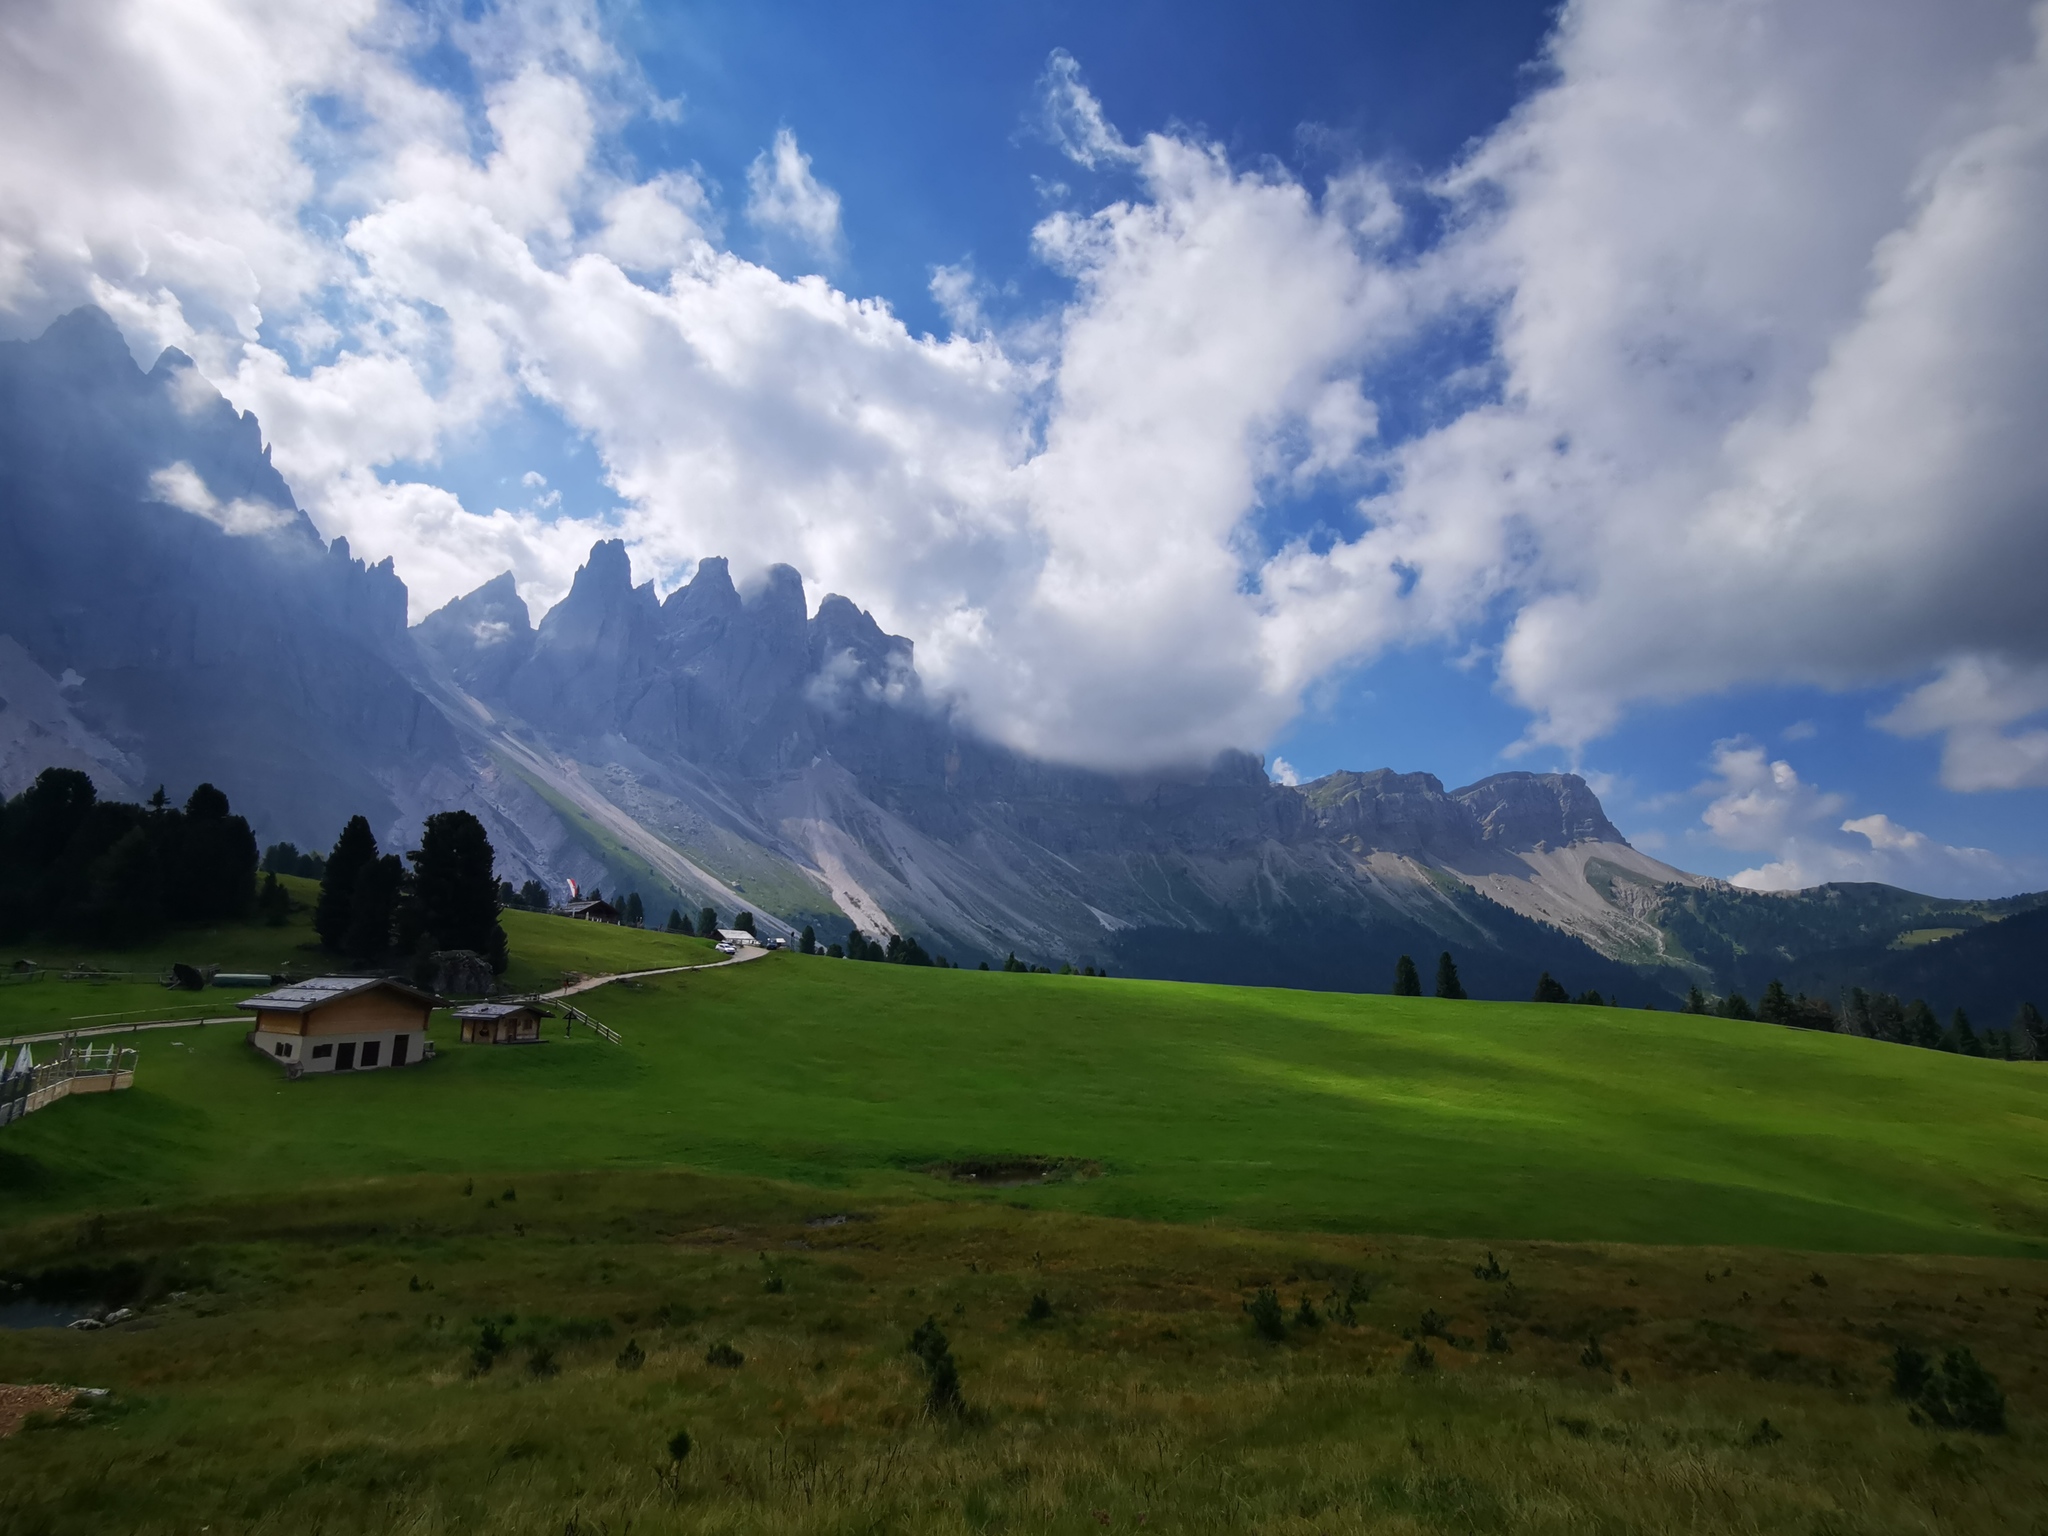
1532,971 -> 1570,1004
1758,979 -> 1793,1025
1433,952 -> 1466,1000
1905,998 -> 1942,1049
735,910 -> 755,934
316,815 -> 378,951
411,811 -> 509,973
1684,984 -> 1709,1015
257,871 -> 290,927
1393,955 -> 1422,996
1948,1008 -> 1982,1056
622,892 -> 645,928
2013,1002 -> 2044,1059
666,908 -> 687,934
343,853 -> 404,958
799,924 -> 816,954
698,906 -> 718,937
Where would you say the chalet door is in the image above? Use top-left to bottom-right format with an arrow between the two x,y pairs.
391,1035 -> 409,1067
335,1041 -> 356,1071
359,1040 -> 381,1069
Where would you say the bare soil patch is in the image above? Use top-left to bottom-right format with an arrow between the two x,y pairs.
0,1384 -> 76,1437
927,1156 -> 1100,1186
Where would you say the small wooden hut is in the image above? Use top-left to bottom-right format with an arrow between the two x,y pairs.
452,1001 -> 551,1045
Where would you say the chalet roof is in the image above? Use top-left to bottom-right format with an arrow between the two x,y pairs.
715,928 -> 759,945
452,1001 -> 553,1022
564,898 -> 618,917
238,976 -> 442,1013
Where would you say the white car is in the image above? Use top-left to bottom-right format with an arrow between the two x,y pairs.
714,941 -> 737,955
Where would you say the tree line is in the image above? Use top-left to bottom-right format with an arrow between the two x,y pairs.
0,768 -> 257,942
1683,980 -> 2044,1059
312,810 -> 508,976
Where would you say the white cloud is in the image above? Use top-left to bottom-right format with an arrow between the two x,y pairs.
1696,740 -> 2015,895
1876,655 -> 2048,790
1037,50 -> 1141,171
745,129 -> 843,262
1269,757 -> 1300,787
146,460 -> 294,536
4,0 -> 2046,795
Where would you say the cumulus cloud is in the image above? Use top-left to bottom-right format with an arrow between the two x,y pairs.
745,128 -> 843,262
1876,655 -> 2048,790
2,0 -> 2045,793
1696,741 -> 2015,895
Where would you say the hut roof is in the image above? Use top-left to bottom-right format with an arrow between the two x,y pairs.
238,976 -> 443,1013
451,1001 -> 552,1022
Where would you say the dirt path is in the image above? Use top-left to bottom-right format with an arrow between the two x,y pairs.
537,943 -> 771,1001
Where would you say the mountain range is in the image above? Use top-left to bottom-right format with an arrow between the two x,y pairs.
3,307 -> 2042,1017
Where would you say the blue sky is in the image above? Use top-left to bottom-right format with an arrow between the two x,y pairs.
3,0 -> 2045,894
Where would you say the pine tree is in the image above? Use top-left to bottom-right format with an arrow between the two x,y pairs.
1948,1008 -> 1982,1056
698,907 -> 718,937
735,910 -> 756,934
2012,1003 -> 2044,1060
343,853 -> 404,958
1433,952 -> 1466,1000
315,815 -> 379,951
1759,979 -> 1793,1026
1393,955 -> 1422,996
1717,992 -> 1755,1021
666,908 -> 687,934
1685,984 -> 1709,1015
1532,971 -> 1570,1004
799,924 -> 816,954
257,871 -> 290,927
622,892 -> 645,928
410,811 -> 509,973
1905,998 -> 1943,1049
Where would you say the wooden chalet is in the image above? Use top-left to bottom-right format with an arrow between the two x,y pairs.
453,1001 -> 550,1044
240,977 -> 440,1074
562,897 -> 620,923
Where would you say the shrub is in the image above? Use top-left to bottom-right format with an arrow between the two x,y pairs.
908,1316 -> 965,1417
1406,1340 -> 1435,1372
1485,1324 -> 1512,1353
1244,1287 -> 1287,1341
1473,1251 -> 1509,1282
1294,1296 -> 1322,1329
1025,1291 -> 1054,1323
667,1429 -> 692,1462
1580,1336 -> 1610,1372
763,1273 -> 785,1295
1889,1343 -> 1933,1400
1417,1309 -> 1450,1340
1916,1348 -> 2006,1434
526,1343 -> 558,1379
470,1319 -> 507,1375
704,1341 -> 744,1369
615,1339 -> 646,1370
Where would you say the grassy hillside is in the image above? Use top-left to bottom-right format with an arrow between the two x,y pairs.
3,1172 -> 2044,1535
0,878 -> 722,1037
5,918 -> 2044,1254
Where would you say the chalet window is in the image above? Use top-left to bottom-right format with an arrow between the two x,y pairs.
360,1040 -> 381,1068
312,1044 -> 332,1059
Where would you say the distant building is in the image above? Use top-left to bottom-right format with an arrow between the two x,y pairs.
716,928 -> 761,948
240,977 -> 439,1075
453,1001 -> 550,1045
563,897 -> 620,924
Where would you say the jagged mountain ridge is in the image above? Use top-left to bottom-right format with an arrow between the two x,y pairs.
13,304 -> 2031,1009
412,532 -> 1702,990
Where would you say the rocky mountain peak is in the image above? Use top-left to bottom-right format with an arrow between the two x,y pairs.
1452,772 -> 1625,852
